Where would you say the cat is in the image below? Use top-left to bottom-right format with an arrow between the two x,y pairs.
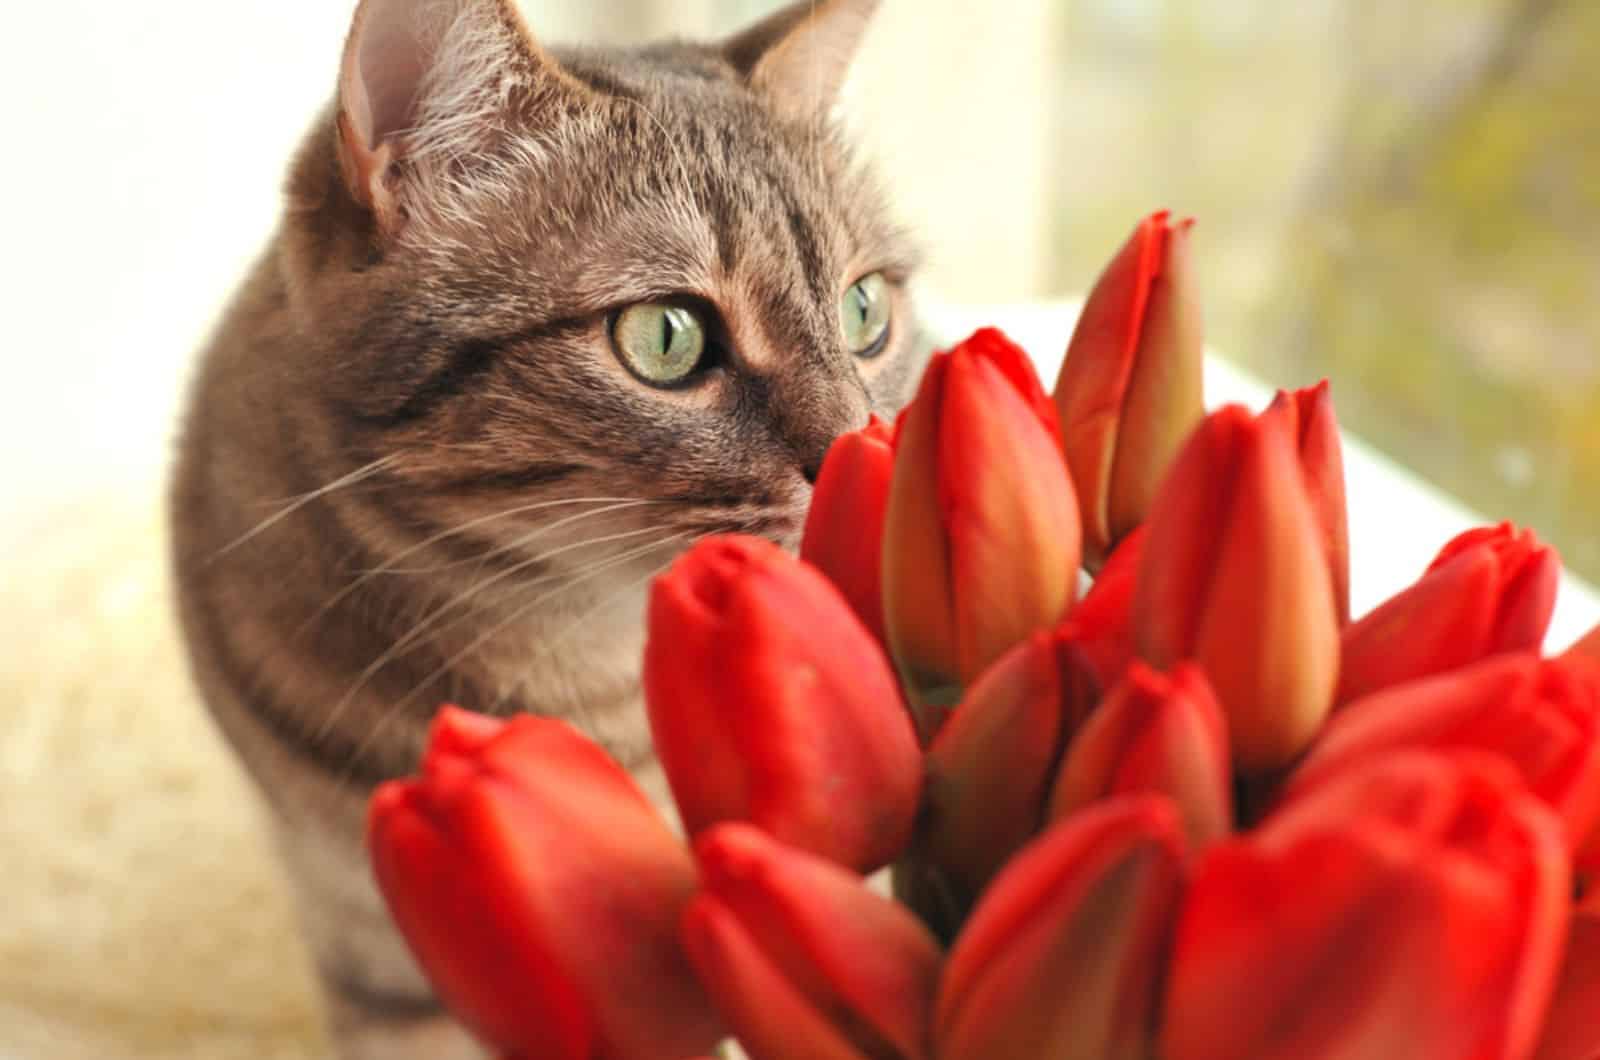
168,0 -> 926,1056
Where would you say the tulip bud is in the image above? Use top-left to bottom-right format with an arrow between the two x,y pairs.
934,796 -> 1187,1060
645,535 -> 922,873
917,627 -> 1102,921
681,824 -> 942,1060
883,327 -> 1082,724
1064,524 -> 1146,689
1054,211 -> 1204,571
801,415 -> 897,646
1260,382 -> 1350,624
1533,908 -> 1600,1060
1163,751 -> 1570,1060
368,707 -> 722,1060
1292,653 -> 1600,857
1135,405 -> 1340,771
1338,523 -> 1560,706
1050,662 -> 1233,849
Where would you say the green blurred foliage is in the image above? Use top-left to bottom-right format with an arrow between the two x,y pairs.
1048,0 -> 1600,584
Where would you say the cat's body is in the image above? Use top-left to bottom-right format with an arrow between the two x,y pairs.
170,0 -> 923,1055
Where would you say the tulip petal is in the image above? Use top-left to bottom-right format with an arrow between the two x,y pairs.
1262,382 -> 1350,624
682,897 -> 874,1060
1295,654 -> 1600,853
922,629 -> 1099,911
802,416 -> 897,646
369,709 -> 722,1060
1568,623 -> 1600,668
1533,909 -> 1600,1060
691,824 -> 941,1060
1065,524 -> 1146,689
935,797 -> 1187,1060
1164,751 -> 1571,1060
1107,217 -> 1204,555
884,355 -> 961,702
1138,406 -> 1339,771
646,536 -> 922,872
940,346 -> 1081,685
1339,524 -> 1560,705
1050,662 -> 1233,849
1055,212 -> 1203,570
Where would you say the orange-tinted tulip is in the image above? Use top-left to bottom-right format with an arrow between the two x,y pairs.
1260,382 -> 1350,624
934,796 -> 1187,1060
681,824 -> 942,1060
645,535 -> 921,873
801,415 -> 897,646
1338,522 -> 1560,706
1050,662 -> 1233,849
1293,653 -> 1600,856
1064,523 -> 1146,689
1163,751 -> 1570,1060
368,707 -> 722,1060
1533,908 -> 1600,1060
1054,210 -> 1204,571
883,327 -> 1082,724
1135,405 -> 1340,771
919,626 -> 1101,913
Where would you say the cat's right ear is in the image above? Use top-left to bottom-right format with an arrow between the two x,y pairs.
336,0 -> 567,234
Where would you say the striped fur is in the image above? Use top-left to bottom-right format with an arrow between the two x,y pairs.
170,0 -> 925,1055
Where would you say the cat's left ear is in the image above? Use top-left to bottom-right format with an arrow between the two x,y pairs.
724,0 -> 881,124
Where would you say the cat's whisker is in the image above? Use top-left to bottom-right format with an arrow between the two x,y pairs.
205,455 -> 402,564
338,530 -> 691,785
313,523 -> 676,746
293,496 -> 660,639
352,498 -> 661,576
488,548 -> 682,721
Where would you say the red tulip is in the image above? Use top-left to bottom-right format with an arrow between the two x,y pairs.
801,415 -> 897,646
645,535 -> 921,872
1338,522 -> 1560,706
919,626 -> 1102,913
1534,908 -> 1600,1060
1292,653 -> 1600,857
368,707 -> 722,1060
1135,405 -> 1340,771
934,796 -> 1187,1060
1163,751 -> 1571,1060
1260,382 -> 1350,624
1063,523 -> 1146,689
680,824 -> 942,1060
1050,662 -> 1233,849
883,327 -> 1082,725
1054,210 -> 1204,571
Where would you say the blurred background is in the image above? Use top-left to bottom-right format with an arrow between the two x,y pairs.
4,0 -> 1595,577
1,2 -> 1595,1056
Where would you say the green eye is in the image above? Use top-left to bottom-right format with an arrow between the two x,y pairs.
612,303 -> 708,386
841,272 -> 892,357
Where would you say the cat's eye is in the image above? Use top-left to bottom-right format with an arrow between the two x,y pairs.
612,303 -> 709,386
841,272 -> 892,358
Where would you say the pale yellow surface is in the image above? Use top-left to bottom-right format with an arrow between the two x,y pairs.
0,493 -> 329,1059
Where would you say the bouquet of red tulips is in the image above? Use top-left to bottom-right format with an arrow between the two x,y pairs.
368,213 -> 1600,1060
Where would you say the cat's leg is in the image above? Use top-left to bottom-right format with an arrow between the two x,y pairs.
271,805 -> 487,1060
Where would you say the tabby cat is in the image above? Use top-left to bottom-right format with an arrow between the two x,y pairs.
169,0 -> 925,1055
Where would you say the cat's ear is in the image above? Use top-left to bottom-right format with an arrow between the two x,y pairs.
336,0 -> 570,232
724,0 -> 881,123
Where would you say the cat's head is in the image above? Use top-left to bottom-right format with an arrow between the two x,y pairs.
277,0 -> 925,590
